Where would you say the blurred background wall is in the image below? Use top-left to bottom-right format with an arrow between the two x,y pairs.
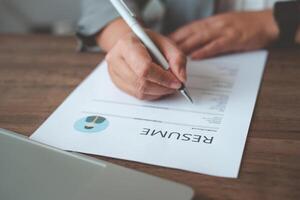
0,0 -> 80,35
0,0 -> 285,35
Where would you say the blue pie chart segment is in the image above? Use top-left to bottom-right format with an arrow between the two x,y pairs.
74,115 -> 109,133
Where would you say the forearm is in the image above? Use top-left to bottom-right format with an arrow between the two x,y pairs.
96,18 -> 132,52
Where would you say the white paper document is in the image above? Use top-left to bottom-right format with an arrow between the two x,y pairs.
31,51 -> 267,178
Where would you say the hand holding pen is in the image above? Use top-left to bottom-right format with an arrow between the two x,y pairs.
98,0 -> 193,103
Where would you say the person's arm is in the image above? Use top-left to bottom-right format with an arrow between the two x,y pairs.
76,0 -> 140,51
95,18 -> 132,51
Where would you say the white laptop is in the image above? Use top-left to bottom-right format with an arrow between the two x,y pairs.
0,128 -> 194,200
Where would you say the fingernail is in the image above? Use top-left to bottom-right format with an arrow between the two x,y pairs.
171,81 -> 182,89
191,54 -> 197,60
191,53 -> 204,60
180,69 -> 187,82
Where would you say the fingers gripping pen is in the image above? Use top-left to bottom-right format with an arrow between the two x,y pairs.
110,0 -> 194,103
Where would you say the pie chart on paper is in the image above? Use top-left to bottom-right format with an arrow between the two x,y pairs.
74,115 -> 109,133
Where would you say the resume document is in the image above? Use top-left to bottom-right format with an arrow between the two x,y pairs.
31,51 -> 267,178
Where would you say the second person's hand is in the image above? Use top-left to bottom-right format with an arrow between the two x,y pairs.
170,10 -> 279,59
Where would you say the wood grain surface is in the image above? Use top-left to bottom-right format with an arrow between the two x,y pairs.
0,34 -> 299,200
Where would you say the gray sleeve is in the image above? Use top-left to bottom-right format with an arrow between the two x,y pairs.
76,0 -> 141,52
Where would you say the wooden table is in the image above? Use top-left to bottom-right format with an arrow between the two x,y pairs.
0,34 -> 299,200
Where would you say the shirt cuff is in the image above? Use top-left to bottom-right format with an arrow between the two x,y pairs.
76,0 -> 141,52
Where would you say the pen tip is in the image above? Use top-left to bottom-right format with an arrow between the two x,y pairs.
187,95 -> 194,104
181,87 -> 194,104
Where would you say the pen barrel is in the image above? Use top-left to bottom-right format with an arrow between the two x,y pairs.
110,0 -> 139,27
110,0 -> 169,70
131,24 -> 169,70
